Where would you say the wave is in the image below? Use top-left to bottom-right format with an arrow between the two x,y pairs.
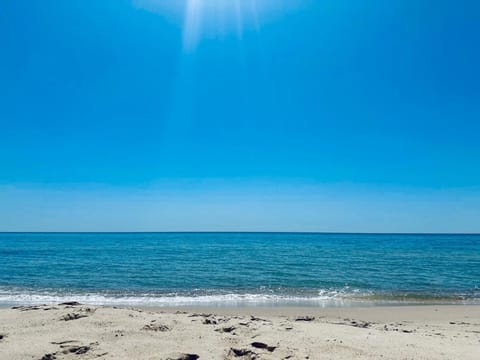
0,290 -> 354,307
0,287 -> 478,307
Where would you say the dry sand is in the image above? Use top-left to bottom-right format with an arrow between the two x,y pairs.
0,304 -> 479,359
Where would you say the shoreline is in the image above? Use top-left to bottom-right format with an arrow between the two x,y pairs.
1,304 -> 479,359
1,290 -> 478,309
1,298 -> 478,309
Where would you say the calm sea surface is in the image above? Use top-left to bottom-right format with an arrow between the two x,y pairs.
0,233 -> 479,307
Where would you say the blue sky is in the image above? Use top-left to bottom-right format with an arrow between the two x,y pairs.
1,0 -> 479,232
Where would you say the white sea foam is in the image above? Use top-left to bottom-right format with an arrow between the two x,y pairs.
0,289 -> 363,307
1,288 -> 476,307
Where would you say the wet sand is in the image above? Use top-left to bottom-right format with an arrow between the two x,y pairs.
0,304 -> 479,359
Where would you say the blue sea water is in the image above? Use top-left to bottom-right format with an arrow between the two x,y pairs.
0,233 -> 479,307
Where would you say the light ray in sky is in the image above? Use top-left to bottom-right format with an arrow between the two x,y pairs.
133,0 -> 306,51
182,0 -> 259,51
234,0 -> 244,40
183,0 -> 203,51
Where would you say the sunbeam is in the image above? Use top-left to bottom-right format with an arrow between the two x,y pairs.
183,0 -> 273,52
182,0 -> 261,51
183,0 -> 203,50
133,0 -> 305,51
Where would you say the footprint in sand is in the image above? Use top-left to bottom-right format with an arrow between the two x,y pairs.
61,313 -> 88,321
295,316 -> 315,322
251,342 -> 277,352
215,326 -> 236,333
40,354 -> 56,360
40,341 -> 100,360
60,307 -> 95,321
165,353 -> 199,360
228,348 -> 258,359
142,324 -> 171,332
60,345 -> 91,355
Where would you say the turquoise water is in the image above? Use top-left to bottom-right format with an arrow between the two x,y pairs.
0,233 -> 479,307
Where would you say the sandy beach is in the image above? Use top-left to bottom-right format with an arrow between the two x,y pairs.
0,304 -> 479,359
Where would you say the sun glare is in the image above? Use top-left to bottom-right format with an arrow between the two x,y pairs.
134,0 -> 302,51
182,0 -> 261,50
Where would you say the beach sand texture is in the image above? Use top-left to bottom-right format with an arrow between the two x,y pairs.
0,304 -> 479,359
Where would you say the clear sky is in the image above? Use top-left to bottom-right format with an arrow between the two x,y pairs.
1,0 -> 479,232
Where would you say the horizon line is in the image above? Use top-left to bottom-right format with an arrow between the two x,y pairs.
1,231 -> 479,235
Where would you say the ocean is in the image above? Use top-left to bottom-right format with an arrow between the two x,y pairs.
0,232 -> 479,307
